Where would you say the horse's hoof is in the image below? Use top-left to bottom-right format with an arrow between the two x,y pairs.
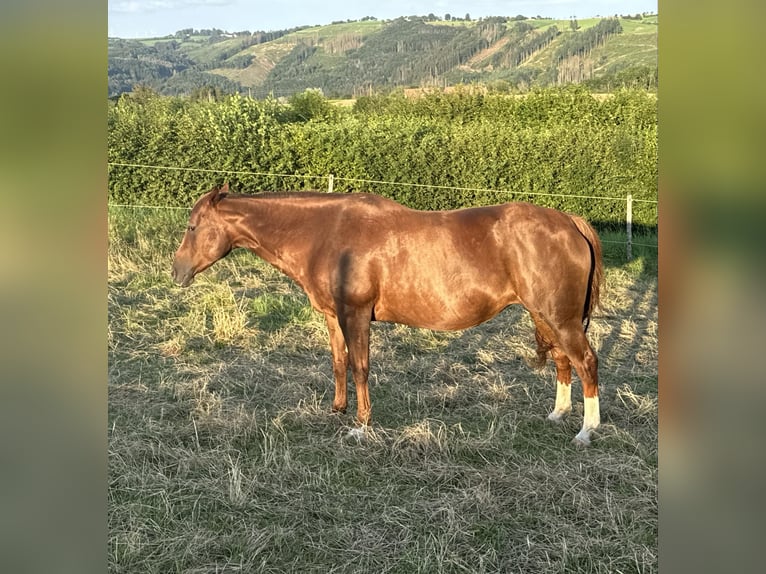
572,431 -> 592,447
345,427 -> 367,442
547,412 -> 566,424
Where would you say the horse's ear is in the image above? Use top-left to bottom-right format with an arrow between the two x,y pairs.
210,182 -> 229,207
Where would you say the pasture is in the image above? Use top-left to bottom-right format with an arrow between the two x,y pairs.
108,204 -> 657,573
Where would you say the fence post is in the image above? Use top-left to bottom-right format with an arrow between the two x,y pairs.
327,174 -> 334,193
626,193 -> 633,261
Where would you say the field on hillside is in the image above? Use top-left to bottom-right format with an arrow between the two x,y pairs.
109,13 -> 657,97
108,206 -> 657,573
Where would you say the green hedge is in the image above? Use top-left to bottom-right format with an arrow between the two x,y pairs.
108,86 -> 657,227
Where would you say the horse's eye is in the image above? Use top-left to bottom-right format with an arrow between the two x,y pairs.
187,225 -> 196,232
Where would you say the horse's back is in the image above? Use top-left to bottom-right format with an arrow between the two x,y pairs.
284,195 -> 594,330
368,201 -> 593,329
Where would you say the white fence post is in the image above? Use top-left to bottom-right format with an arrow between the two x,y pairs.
626,193 -> 633,261
327,174 -> 334,193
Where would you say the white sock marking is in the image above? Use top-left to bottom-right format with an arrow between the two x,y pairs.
574,395 -> 600,445
548,380 -> 572,422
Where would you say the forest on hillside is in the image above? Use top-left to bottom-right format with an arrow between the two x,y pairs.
108,14 -> 657,98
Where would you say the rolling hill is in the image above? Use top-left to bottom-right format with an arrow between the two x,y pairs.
108,13 -> 657,98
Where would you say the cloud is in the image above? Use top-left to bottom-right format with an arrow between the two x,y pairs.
109,0 -> 234,14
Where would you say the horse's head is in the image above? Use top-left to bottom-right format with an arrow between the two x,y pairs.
172,183 -> 234,287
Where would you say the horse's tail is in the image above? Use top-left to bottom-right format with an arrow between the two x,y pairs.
569,214 -> 603,332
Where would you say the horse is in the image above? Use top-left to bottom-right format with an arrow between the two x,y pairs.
172,184 -> 604,445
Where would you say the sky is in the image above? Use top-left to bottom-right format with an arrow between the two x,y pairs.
108,0 -> 658,39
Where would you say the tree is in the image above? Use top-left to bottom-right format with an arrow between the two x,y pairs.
287,89 -> 337,122
190,85 -> 224,102
129,84 -> 158,103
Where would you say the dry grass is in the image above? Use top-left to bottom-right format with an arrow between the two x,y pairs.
108,206 -> 657,573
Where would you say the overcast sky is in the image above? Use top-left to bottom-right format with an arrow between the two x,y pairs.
108,0 -> 658,38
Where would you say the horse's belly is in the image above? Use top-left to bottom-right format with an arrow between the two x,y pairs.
370,237 -> 517,330
374,284 -> 517,331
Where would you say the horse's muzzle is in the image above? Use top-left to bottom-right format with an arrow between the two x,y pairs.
171,259 -> 194,287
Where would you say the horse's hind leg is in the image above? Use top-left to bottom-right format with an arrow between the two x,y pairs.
548,347 -> 573,423
554,321 -> 600,446
531,315 -> 573,424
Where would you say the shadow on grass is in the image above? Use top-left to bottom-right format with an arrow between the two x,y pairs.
249,292 -> 316,332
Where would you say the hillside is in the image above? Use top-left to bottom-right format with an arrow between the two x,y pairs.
108,13 -> 657,98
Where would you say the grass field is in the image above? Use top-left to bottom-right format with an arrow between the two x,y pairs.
108,205 -> 657,573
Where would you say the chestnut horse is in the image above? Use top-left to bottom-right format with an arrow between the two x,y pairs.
172,184 -> 604,445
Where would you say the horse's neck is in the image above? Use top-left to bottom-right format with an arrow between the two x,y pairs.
226,196 -> 313,275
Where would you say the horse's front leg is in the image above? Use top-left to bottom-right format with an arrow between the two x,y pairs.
338,307 -> 372,426
325,313 -> 349,414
